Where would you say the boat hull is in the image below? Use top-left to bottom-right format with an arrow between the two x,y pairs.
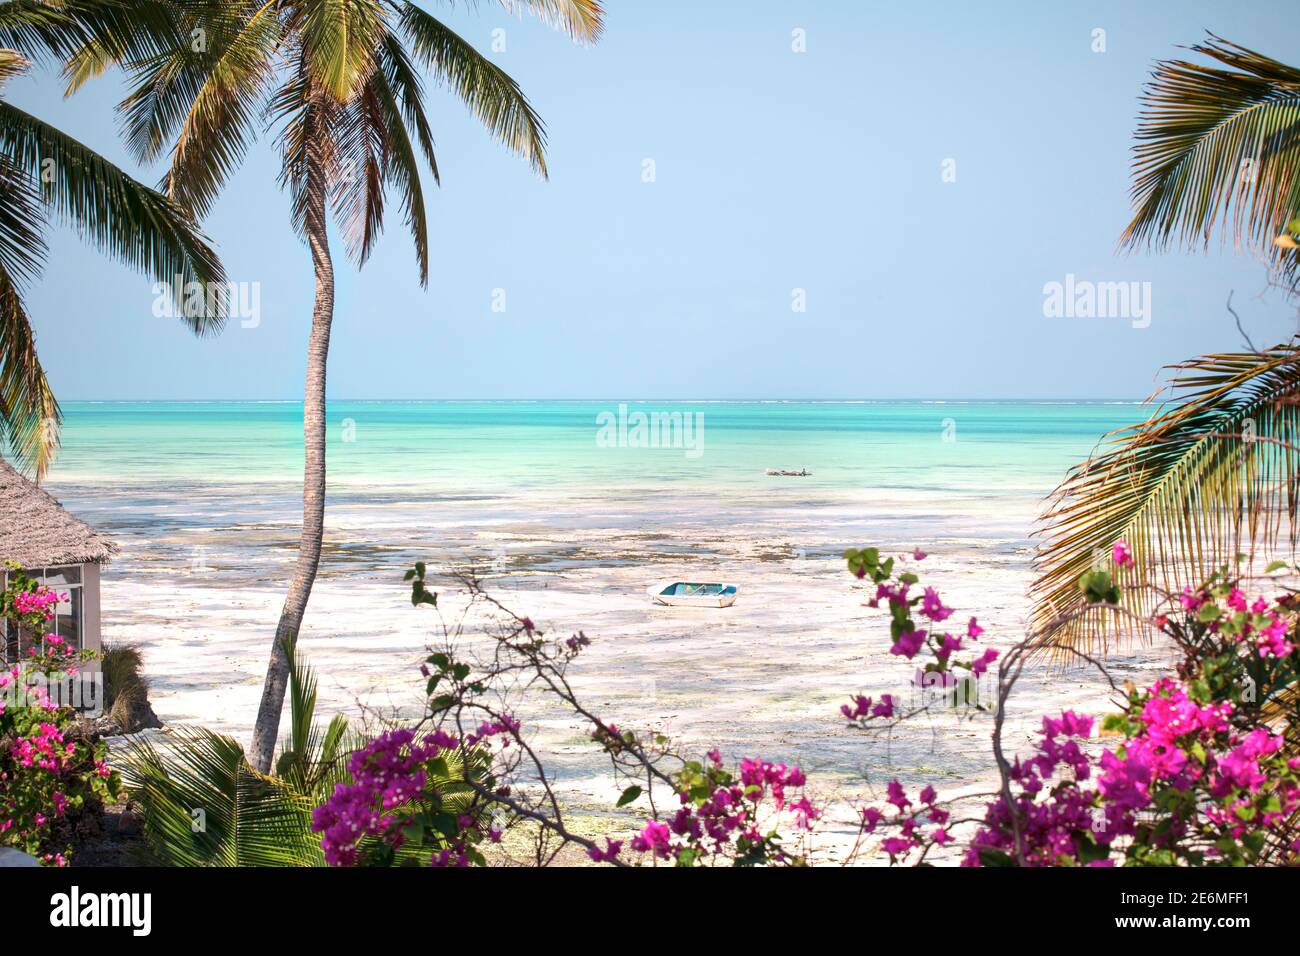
649,582 -> 738,608
652,592 -> 738,608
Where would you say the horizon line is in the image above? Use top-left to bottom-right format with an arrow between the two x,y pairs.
56,397 -> 1151,405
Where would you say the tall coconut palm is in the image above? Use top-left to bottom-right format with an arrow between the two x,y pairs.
65,0 -> 603,771
1032,35 -> 1300,653
0,0 -> 226,478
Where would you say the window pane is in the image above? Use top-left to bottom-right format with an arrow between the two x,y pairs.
55,589 -> 82,651
43,565 -> 82,586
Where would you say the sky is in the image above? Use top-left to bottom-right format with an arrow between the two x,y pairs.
10,0 -> 1300,401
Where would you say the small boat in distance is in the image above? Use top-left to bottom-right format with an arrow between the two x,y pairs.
649,582 -> 738,607
766,468 -> 811,476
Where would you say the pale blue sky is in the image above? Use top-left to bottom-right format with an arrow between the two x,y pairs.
11,0 -> 1300,400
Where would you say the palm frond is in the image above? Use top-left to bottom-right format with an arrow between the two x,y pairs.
0,144 -> 44,289
117,1 -> 281,217
494,0 -> 604,44
328,70 -> 388,267
296,0 -> 387,102
273,635 -> 364,804
0,124 -> 55,477
0,100 -> 228,331
270,62 -> 338,243
398,2 -> 547,177
0,0 -> 86,67
0,47 -> 28,93
283,635 -> 317,761
1031,345 -> 1300,655
122,727 -> 322,866
1121,34 -> 1300,276
40,0 -> 191,86
369,64 -> 428,283
0,262 -> 58,478
378,34 -> 438,185
276,632 -> 326,795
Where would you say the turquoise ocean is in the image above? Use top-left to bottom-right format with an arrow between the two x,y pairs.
51,400 -> 1137,492
45,400 -> 1143,588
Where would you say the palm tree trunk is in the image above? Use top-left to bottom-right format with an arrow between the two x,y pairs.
249,153 -> 333,774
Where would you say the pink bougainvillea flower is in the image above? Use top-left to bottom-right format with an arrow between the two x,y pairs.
886,779 -> 910,811
891,630 -> 926,659
937,633 -> 962,660
630,820 -> 673,857
587,838 -> 623,863
920,588 -> 953,622
970,648 -> 999,676
861,806 -> 886,832
881,836 -> 916,858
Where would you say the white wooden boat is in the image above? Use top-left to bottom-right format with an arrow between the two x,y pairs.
649,582 -> 738,607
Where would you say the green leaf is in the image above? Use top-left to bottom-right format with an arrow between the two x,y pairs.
616,785 -> 642,807
430,812 -> 459,837
1076,833 -> 1110,864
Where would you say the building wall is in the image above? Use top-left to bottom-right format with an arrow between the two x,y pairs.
81,561 -> 102,668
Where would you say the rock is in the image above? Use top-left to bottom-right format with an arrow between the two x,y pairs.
116,808 -> 141,837
124,698 -> 164,733
89,697 -> 163,738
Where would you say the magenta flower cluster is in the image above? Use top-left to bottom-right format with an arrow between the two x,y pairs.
11,588 -> 62,621
848,542 -> 1300,867
0,666 -> 119,864
588,750 -> 819,866
860,679 -> 1300,866
842,550 -> 997,728
1174,584 -> 1296,659
312,727 -> 460,866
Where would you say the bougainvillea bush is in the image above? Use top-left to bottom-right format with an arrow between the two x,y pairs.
0,566 -> 121,865
855,548 -> 1300,866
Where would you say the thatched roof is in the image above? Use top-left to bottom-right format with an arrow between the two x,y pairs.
0,457 -> 117,568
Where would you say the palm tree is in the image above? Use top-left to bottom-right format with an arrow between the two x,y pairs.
1032,35 -> 1300,652
65,0 -> 603,771
0,0 -> 226,478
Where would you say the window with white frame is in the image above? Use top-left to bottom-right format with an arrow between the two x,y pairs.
1,564 -> 83,663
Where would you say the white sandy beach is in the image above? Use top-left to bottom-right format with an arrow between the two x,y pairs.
83,476 -> 1176,857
